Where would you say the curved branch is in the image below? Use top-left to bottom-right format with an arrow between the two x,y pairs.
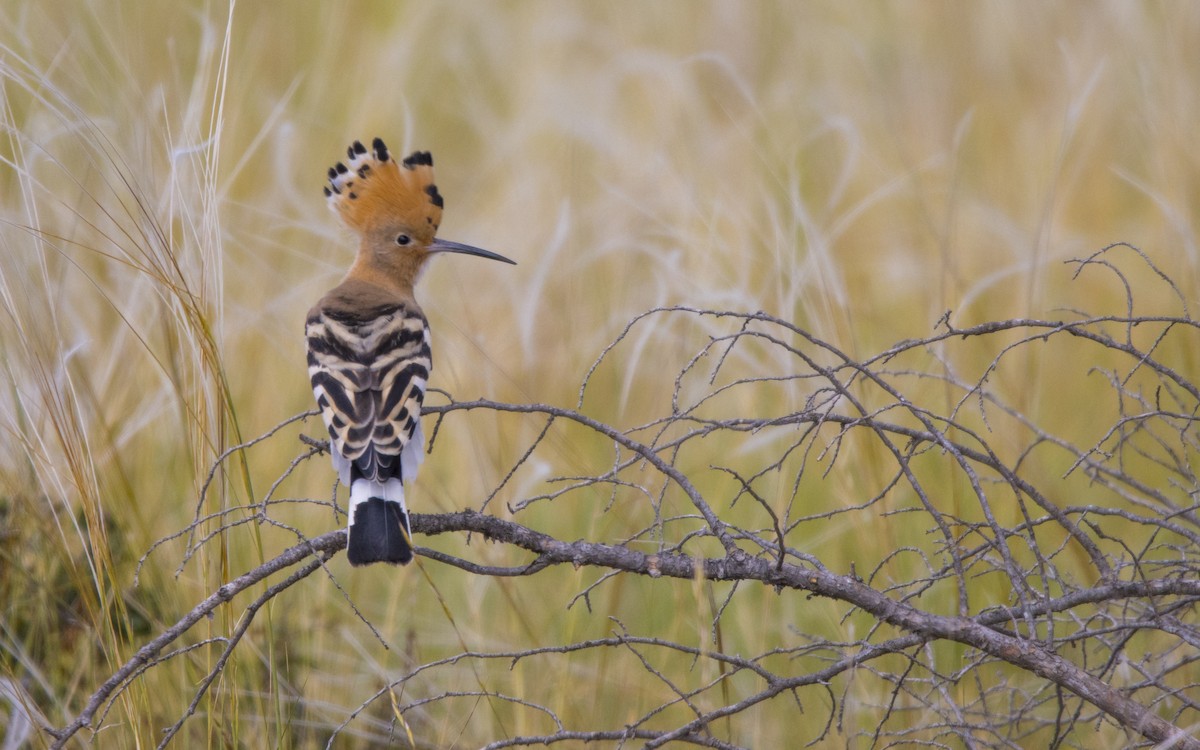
417,510 -> 1200,748
48,532 -> 341,748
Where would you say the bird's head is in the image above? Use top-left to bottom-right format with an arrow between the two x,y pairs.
325,138 -> 514,286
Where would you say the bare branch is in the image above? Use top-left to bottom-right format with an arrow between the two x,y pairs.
45,250 -> 1200,747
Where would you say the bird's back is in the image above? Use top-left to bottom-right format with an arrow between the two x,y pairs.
306,277 -> 431,486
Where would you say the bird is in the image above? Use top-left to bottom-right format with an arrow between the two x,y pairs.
306,137 -> 515,566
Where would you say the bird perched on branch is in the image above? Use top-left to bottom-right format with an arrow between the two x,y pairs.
306,138 -> 515,565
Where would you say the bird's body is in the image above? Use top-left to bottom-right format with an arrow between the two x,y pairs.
306,138 -> 514,566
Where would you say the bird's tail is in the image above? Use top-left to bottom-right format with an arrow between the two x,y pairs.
346,477 -> 413,565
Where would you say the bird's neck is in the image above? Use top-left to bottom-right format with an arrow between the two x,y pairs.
346,243 -> 424,299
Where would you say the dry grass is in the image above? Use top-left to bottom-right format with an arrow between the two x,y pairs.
2,1 -> 1199,747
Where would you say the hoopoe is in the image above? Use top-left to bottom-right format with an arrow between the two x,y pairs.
307,138 -> 515,565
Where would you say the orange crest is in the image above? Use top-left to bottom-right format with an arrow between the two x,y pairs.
324,138 -> 444,243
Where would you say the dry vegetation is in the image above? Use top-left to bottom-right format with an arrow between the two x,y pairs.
2,2 -> 1199,748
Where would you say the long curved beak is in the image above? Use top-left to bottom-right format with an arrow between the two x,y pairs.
429,238 -> 516,265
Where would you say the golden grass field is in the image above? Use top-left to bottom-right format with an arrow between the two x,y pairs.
2,2 -> 1199,747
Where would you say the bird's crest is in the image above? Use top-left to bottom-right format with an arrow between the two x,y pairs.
324,138 -> 443,242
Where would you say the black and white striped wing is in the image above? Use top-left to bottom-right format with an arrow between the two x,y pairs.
306,304 -> 430,484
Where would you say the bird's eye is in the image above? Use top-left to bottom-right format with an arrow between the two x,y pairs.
395,234 -> 411,246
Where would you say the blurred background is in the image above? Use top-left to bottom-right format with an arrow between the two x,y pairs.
2,2 -> 1198,746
